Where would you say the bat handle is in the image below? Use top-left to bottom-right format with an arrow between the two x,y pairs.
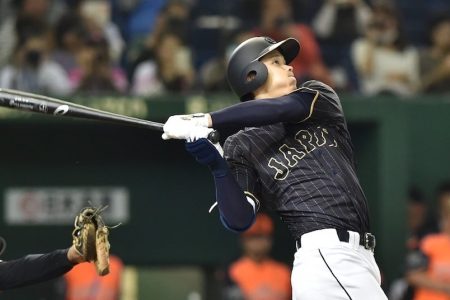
207,130 -> 220,144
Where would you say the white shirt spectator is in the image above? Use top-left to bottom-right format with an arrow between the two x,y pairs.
0,60 -> 72,96
352,38 -> 420,97
131,61 -> 164,96
0,17 -> 16,68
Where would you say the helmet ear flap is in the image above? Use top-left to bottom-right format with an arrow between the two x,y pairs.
240,61 -> 268,98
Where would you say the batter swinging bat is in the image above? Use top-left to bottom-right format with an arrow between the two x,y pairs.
0,88 -> 220,143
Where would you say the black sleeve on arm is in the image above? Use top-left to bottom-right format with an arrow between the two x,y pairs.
210,90 -> 318,130
0,249 -> 74,290
214,172 -> 256,232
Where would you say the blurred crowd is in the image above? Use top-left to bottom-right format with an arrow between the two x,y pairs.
0,0 -> 449,98
389,182 -> 450,300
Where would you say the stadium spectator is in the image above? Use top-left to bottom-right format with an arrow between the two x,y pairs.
51,13 -> 88,75
253,0 -> 335,87
395,0 -> 450,46
311,0 -> 372,91
0,0 -> 65,68
65,254 -> 124,300
199,30 -> 253,93
74,0 -> 125,65
406,181 -> 450,300
145,0 -> 191,48
224,213 -> 291,300
417,14 -> 450,94
72,35 -> 128,95
351,2 -> 420,97
127,0 -> 192,80
389,186 -> 439,300
0,1 -> 13,23
0,17 -> 72,96
123,0 -> 166,46
131,31 -> 195,96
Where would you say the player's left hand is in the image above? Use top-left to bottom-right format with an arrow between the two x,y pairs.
162,114 -> 210,140
185,138 -> 225,171
186,126 -> 224,156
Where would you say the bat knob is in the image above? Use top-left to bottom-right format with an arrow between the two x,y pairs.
207,130 -> 220,144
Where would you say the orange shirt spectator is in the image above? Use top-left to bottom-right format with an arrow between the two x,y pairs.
413,234 -> 450,300
227,213 -> 291,300
229,257 -> 291,300
407,182 -> 450,300
65,255 -> 123,300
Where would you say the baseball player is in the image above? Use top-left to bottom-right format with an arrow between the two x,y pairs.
0,206 -> 109,290
163,36 -> 387,299
0,237 -> 84,290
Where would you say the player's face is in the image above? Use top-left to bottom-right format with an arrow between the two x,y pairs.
254,50 -> 297,99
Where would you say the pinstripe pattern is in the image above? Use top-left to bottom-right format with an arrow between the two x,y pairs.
223,81 -> 370,239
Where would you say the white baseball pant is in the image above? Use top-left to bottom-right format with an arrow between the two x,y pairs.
291,229 -> 388,300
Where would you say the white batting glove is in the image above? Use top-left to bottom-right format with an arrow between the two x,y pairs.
162,114 -> 209,140
182,113 -> 209,127
162,115 -> 190,140
186,126 -> 212,142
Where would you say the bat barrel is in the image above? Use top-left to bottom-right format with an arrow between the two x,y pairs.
0,89 -> 164,131
0,88 -> 220,142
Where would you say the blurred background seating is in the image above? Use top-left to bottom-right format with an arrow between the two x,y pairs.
1,0 -> 449,96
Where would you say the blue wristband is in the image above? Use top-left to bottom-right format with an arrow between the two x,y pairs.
185,139 -> 228,177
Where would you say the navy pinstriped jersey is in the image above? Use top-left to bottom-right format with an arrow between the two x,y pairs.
223,80 -> 370,239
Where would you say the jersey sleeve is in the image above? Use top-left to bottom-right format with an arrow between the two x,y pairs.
223,134 -> 261,209
298,80 -> 346,129
210,90 -> 317,131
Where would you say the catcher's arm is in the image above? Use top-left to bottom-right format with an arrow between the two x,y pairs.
0,206 -> 113,290
0,248 -> 81,290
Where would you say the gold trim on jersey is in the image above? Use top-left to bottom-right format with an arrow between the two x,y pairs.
291,87 -> 320,123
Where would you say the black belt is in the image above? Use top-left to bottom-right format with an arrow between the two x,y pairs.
296,229 -> 376,251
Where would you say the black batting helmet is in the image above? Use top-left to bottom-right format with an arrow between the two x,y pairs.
226,36 -> 300,101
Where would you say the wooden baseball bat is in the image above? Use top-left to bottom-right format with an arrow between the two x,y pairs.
0,88 -> 220,143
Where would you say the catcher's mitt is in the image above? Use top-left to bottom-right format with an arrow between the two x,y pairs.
72,206 -> 111,276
